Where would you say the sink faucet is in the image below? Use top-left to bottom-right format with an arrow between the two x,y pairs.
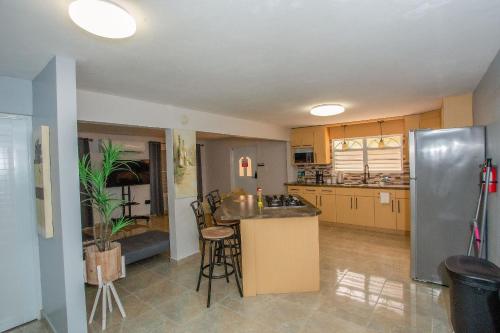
363,164 -> 370,184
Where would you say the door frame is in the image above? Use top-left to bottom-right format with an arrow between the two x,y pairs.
229,146 -> 258,193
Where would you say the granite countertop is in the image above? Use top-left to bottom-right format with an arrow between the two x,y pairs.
215,195 -> 321,221
285,182 -> 410,190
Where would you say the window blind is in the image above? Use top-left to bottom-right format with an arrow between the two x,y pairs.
333,149 -> 364,172
367,148 -> 402,172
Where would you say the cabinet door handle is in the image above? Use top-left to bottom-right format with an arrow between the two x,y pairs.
320,195 -> 322,206
315,196 -> 318,207
350,197 -> 353,209
391,200 -> 394,212
398,200 -> 400,213
355,197 -> 358,209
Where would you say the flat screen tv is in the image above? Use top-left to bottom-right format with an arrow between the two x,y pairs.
106,160 -> 150,187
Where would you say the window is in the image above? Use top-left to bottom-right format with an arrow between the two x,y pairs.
333,135 -> 403,172
238,156 -> 252,177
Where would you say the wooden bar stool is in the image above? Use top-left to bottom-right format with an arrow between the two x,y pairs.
206,190 -> 242,277
190,200 -> 242,307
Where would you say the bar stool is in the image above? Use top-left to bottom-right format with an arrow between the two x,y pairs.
206,190 -> 242,276
190,200 -> 242,307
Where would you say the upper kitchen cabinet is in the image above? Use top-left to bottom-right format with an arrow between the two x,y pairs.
290,127 -> 314,147
419,110 -> 442,130
291,126 -> 330,164
313,126 -> 330,164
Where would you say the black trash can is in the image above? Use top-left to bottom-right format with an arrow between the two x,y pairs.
445,255 -> 500,333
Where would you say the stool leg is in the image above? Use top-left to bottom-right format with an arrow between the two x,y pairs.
207,241 -> 215,307
216,240 -> 222,264
196,240 -> 206,292
232,224 -> 242,277
222,240 -> 230,283
232,233 -> 242,278
229,237 -> 243,297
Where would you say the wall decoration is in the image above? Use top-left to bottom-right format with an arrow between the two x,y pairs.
34,125 -> 54,238
173,129 -> 197,198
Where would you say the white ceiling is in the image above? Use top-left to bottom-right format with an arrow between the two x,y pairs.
1,1 -> 500,128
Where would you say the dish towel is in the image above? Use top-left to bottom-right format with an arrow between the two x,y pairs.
380,192 -> 390,204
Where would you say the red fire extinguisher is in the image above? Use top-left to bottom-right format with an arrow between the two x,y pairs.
482,159 -> 497,193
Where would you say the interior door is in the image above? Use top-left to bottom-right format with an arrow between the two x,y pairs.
232,146 -> 257,194
0,114 -> 40,331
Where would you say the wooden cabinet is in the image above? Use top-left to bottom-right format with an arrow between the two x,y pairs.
335,195 -> 354,224
291,126 -> 330,165
291,128 -> 314,147
395,190 -> 410,231
301,187 -> 319,207
374,191 -> 397,229
353,196 -> 375,227
313,127 -> 330,164
419,110 -> 441,130
288,185 -> 410,232
318,188 -> 335,222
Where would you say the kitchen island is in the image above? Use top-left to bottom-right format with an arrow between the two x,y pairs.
215,194 -> 321,297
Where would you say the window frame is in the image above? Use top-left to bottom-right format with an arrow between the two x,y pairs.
332,135 -> 403,173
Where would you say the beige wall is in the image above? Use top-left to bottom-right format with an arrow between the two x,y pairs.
442,93 -> 473,128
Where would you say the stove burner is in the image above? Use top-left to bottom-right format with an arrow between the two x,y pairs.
264,194 -> 305,208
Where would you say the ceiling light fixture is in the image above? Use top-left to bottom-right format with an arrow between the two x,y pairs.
69,0 -> 136,39
310,104 -> 345,117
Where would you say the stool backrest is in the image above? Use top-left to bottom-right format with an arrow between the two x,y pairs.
190,200 -> 207,237
206,189 -> 222,214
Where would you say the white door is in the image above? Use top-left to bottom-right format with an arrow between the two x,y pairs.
0,114 -> 40,331
232,146 -> 257,194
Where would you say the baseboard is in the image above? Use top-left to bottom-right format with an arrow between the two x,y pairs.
40,310 -> 57,333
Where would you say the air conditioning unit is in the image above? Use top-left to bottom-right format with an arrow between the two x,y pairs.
111,140 -> 146,153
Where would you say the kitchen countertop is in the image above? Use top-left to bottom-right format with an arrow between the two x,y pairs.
285,182 -> 410,190
215,194 -> 321,221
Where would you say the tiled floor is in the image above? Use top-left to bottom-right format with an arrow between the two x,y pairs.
11,224 -> 453,333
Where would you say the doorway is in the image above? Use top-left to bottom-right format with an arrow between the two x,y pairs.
231,146 -> 257,194
0,114 -> 40,331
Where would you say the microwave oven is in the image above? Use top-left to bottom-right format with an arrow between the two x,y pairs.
294,147 -> 314,164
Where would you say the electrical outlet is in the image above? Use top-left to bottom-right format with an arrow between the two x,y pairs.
145,200 -> 151,205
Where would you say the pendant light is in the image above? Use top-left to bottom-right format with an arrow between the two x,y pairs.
342,125 -> 349,151
378,121 -> 385,148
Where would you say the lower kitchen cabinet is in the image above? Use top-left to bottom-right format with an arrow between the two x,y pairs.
334,195 -> 353,224
396,197 -> 410,231
374,191 -> 397,229
353,196 -> 375,227
300,187 -> 318,207
318,193 -> 336,222
287,185 -> 410,232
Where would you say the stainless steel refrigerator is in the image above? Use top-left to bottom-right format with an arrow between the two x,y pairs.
409,127 -> 485,285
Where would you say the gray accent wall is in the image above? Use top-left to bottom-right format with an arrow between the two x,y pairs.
0,76 -> 32,115
473,48 -> 500,265
32,56 -> 87,332
202,138 -> 288,195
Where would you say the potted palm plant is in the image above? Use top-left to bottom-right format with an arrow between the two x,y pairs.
79,141 -> 134,285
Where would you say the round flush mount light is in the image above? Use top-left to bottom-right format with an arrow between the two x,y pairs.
69,0 -> 136,39
310,104 -> 345,117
